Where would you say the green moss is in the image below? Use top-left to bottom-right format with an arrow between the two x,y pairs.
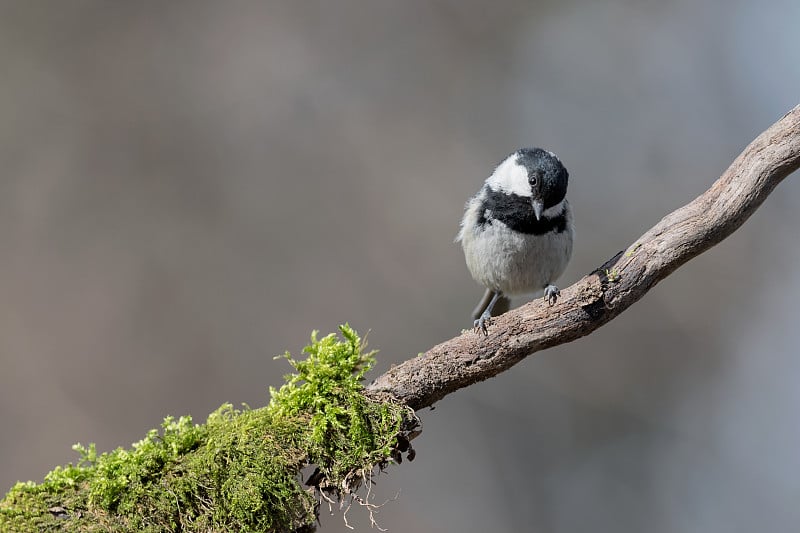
0,325 -> 417,533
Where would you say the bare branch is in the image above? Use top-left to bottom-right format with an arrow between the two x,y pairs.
367,105 -> 800,411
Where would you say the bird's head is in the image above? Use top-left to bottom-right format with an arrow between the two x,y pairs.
486,148 -> 569,220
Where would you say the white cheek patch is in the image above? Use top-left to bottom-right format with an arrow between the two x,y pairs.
486,156 -> 531,197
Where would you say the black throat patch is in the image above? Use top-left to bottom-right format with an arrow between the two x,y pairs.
477,187 -> 566,235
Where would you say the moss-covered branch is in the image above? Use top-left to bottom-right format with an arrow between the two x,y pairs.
0,325 -> 419,533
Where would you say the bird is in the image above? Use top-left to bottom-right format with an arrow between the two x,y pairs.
456,147 -> 573,335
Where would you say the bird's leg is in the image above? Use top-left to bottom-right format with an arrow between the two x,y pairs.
473,291 -> 502,336
472,288 -> 510,321
543,284 -> 560,305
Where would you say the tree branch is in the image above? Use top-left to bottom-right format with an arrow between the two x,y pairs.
367,105 -> 800,411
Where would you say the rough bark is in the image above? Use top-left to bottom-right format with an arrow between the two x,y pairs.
367,105 -> 800,411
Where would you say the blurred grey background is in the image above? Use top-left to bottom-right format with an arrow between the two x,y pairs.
1,1 -> 799,531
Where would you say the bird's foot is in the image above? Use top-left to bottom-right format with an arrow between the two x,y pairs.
544,284 -> 560,306
473,311 -> 492,336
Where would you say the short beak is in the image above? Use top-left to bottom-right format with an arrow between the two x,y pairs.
532,199 -> 544,221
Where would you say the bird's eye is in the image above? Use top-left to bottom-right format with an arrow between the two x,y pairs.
529,176 -> 538,186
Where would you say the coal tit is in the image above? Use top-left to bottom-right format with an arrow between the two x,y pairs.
457,148 -> 573,335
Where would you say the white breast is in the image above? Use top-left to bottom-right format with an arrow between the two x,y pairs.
458,197 -> 574,296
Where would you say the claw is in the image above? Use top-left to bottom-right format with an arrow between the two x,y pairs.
473,315 -> 491,336
471,291 -> 502,336
543,284 -> 560,306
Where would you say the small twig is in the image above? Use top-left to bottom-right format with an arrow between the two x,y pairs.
341,495 -> 355,530
319,488 -> 337,515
